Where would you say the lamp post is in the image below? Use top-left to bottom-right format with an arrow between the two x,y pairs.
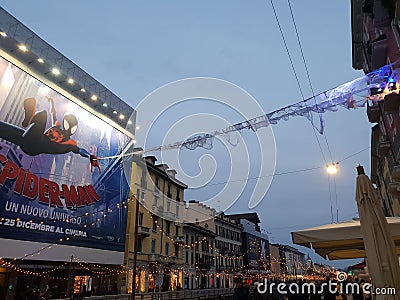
131,190 -> 140,300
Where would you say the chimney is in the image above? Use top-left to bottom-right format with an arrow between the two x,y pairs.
156,164 -> 169,172
167,169 -> 177,178
145,156 -> 157,165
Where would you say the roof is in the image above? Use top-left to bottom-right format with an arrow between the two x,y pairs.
226,212 -> 260,224
184,223 -> 216,237
0,7 -> 135,138
145,158 -> 188,189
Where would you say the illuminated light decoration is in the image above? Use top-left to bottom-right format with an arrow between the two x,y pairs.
127,120 -> 132,125
67,78 -> 74,84
18,44 -> 28,52
370,86 -> 384,96
113,110 -> 118,114
388,81 -> 397,91
102,102 -> 108,107
37,58 -> 44,63
135,125 -> 140,130
51,67 -> 60,75
90,94 -> 98,101
119,114 -> 125,120
80,88 -> 86,93
0,31 -> 6,37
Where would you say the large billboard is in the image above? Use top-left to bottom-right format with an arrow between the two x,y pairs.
0,56 -> 131,252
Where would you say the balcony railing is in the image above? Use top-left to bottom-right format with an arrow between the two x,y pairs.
138,226 -> 150,237
173,235 -> 185,244
378,137 -> 391,157
392,165 -> 400,182
388,182 -> 400,197
147,254 -> 178,264
367,102 -> 380,123
383,93 -> 400,113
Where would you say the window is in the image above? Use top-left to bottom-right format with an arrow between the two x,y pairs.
138,212 -> 144,226
165,242 -> 169,256
151,239 -> 156,254
175,245 -> 179,258
137,238 -> 142,253
176,204 -> 179,217
152,219 -> 157,232
153,195 -> 158,207
167,201 -> 171,212
140,172 -> 147,188
167,184 -> 171,197
185,252 -> 189,263
176,188 -> 180,201
141,190 -> 145,202
166,221 -> 171,235
175,225 -> 179,236
155,177 -> 159,189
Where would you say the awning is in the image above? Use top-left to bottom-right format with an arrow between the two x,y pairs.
291,217 -> 400,260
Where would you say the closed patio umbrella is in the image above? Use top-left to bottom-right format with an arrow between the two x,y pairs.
356,165 -> 400,299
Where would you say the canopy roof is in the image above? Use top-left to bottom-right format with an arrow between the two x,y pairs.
291,217 -> 400,260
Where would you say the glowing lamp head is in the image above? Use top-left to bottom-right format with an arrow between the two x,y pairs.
18,44 -> 28,52
326,163 -> 338,175
51,68 -> 60,75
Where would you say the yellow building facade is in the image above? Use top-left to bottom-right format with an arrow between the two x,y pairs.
124,154 -> 187,293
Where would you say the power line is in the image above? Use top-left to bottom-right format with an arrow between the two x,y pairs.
188,146 -> 369,189
270,0 -> 305,100
270,0 -> 328,165
286,0 -> 334,163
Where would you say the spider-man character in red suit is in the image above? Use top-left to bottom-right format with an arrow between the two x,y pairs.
0,93 -> 101,173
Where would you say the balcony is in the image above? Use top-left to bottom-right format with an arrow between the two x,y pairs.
165,211 -> 176,220
174,235 -> 185,244
148,254 -> 176,265
388,182 -> 400,197
383,93 -> 400,113
392,165 -> 400,182
151,205 -> 163,215
138,225 -> 150,237
371,35 -> 388,70
367,103 -> 380,123
378,137 -> 391,157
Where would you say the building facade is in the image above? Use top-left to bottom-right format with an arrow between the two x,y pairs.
351,0 -> 400,216
124,155 -> 187,293
227,213 -> 270,276
269,243 -> 282,275
278,245 -> 306,277
182,222 -> 216,289
214,212 -> 243,288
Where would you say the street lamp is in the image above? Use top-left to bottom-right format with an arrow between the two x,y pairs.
326,163 -> 338,175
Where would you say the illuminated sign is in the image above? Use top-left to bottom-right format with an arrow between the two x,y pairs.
0,56 -> 131,251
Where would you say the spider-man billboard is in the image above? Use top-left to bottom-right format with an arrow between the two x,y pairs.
0,56 -> 131,254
